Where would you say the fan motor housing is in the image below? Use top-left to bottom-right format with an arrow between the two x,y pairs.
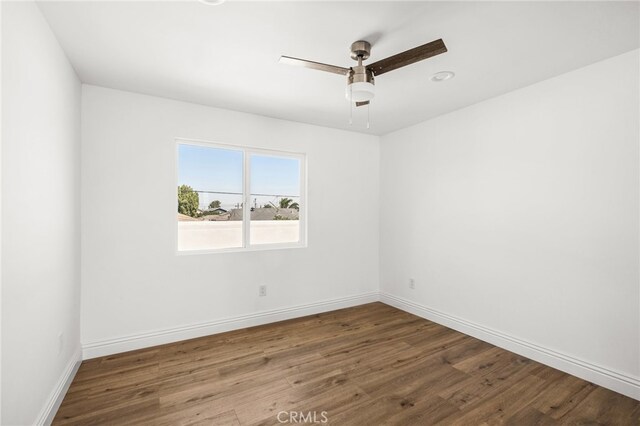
347,65 -> 375,86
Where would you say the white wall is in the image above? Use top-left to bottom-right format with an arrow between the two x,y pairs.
1,2 -> 82,424
380,50 -> 640,397
0,2 -> 4,422
81,85 -> 379,355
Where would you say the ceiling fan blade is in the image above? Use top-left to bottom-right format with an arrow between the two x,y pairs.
366,39 -> 447,76
279,56 -> 350,76
355,101 -> 370,107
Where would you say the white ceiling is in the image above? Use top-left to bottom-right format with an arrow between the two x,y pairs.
37,1 -> 639,135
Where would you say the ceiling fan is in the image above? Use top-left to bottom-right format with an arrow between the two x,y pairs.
279,38 -> 447,107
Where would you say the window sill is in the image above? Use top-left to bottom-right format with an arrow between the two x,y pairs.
176,242 -> 307,256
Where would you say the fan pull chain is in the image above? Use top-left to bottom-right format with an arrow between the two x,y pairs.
349,85 -> 353,125
367,102 -> 370,129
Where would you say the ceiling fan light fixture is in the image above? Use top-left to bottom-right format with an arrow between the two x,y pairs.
199,0 -> 225,5
346,81 -> 376,102
431,71 -> 455,82
346,64 -> 375,102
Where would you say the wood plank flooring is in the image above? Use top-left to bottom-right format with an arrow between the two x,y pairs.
54,303 -> 640,425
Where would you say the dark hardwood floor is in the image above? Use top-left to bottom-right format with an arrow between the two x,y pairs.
53,303 -> 639,425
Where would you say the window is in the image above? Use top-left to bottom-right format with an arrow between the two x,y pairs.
177,140 -> 305,253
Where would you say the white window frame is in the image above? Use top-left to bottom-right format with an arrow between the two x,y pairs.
175,137 -> 307,255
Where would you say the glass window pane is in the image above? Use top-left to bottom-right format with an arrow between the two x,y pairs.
177,144 -> 243,251
250,154 -> 301,245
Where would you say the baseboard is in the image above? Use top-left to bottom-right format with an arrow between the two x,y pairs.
380,292 -> 640,401
82,292 -> 380,359
35,346 -> 82,425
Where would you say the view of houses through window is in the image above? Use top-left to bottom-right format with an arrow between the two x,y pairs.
177,142 -> 304,252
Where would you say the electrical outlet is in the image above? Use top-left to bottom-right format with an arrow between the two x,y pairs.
259,285 -> 267,297
58,332 -> 64,354
409,278 -> 415,290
